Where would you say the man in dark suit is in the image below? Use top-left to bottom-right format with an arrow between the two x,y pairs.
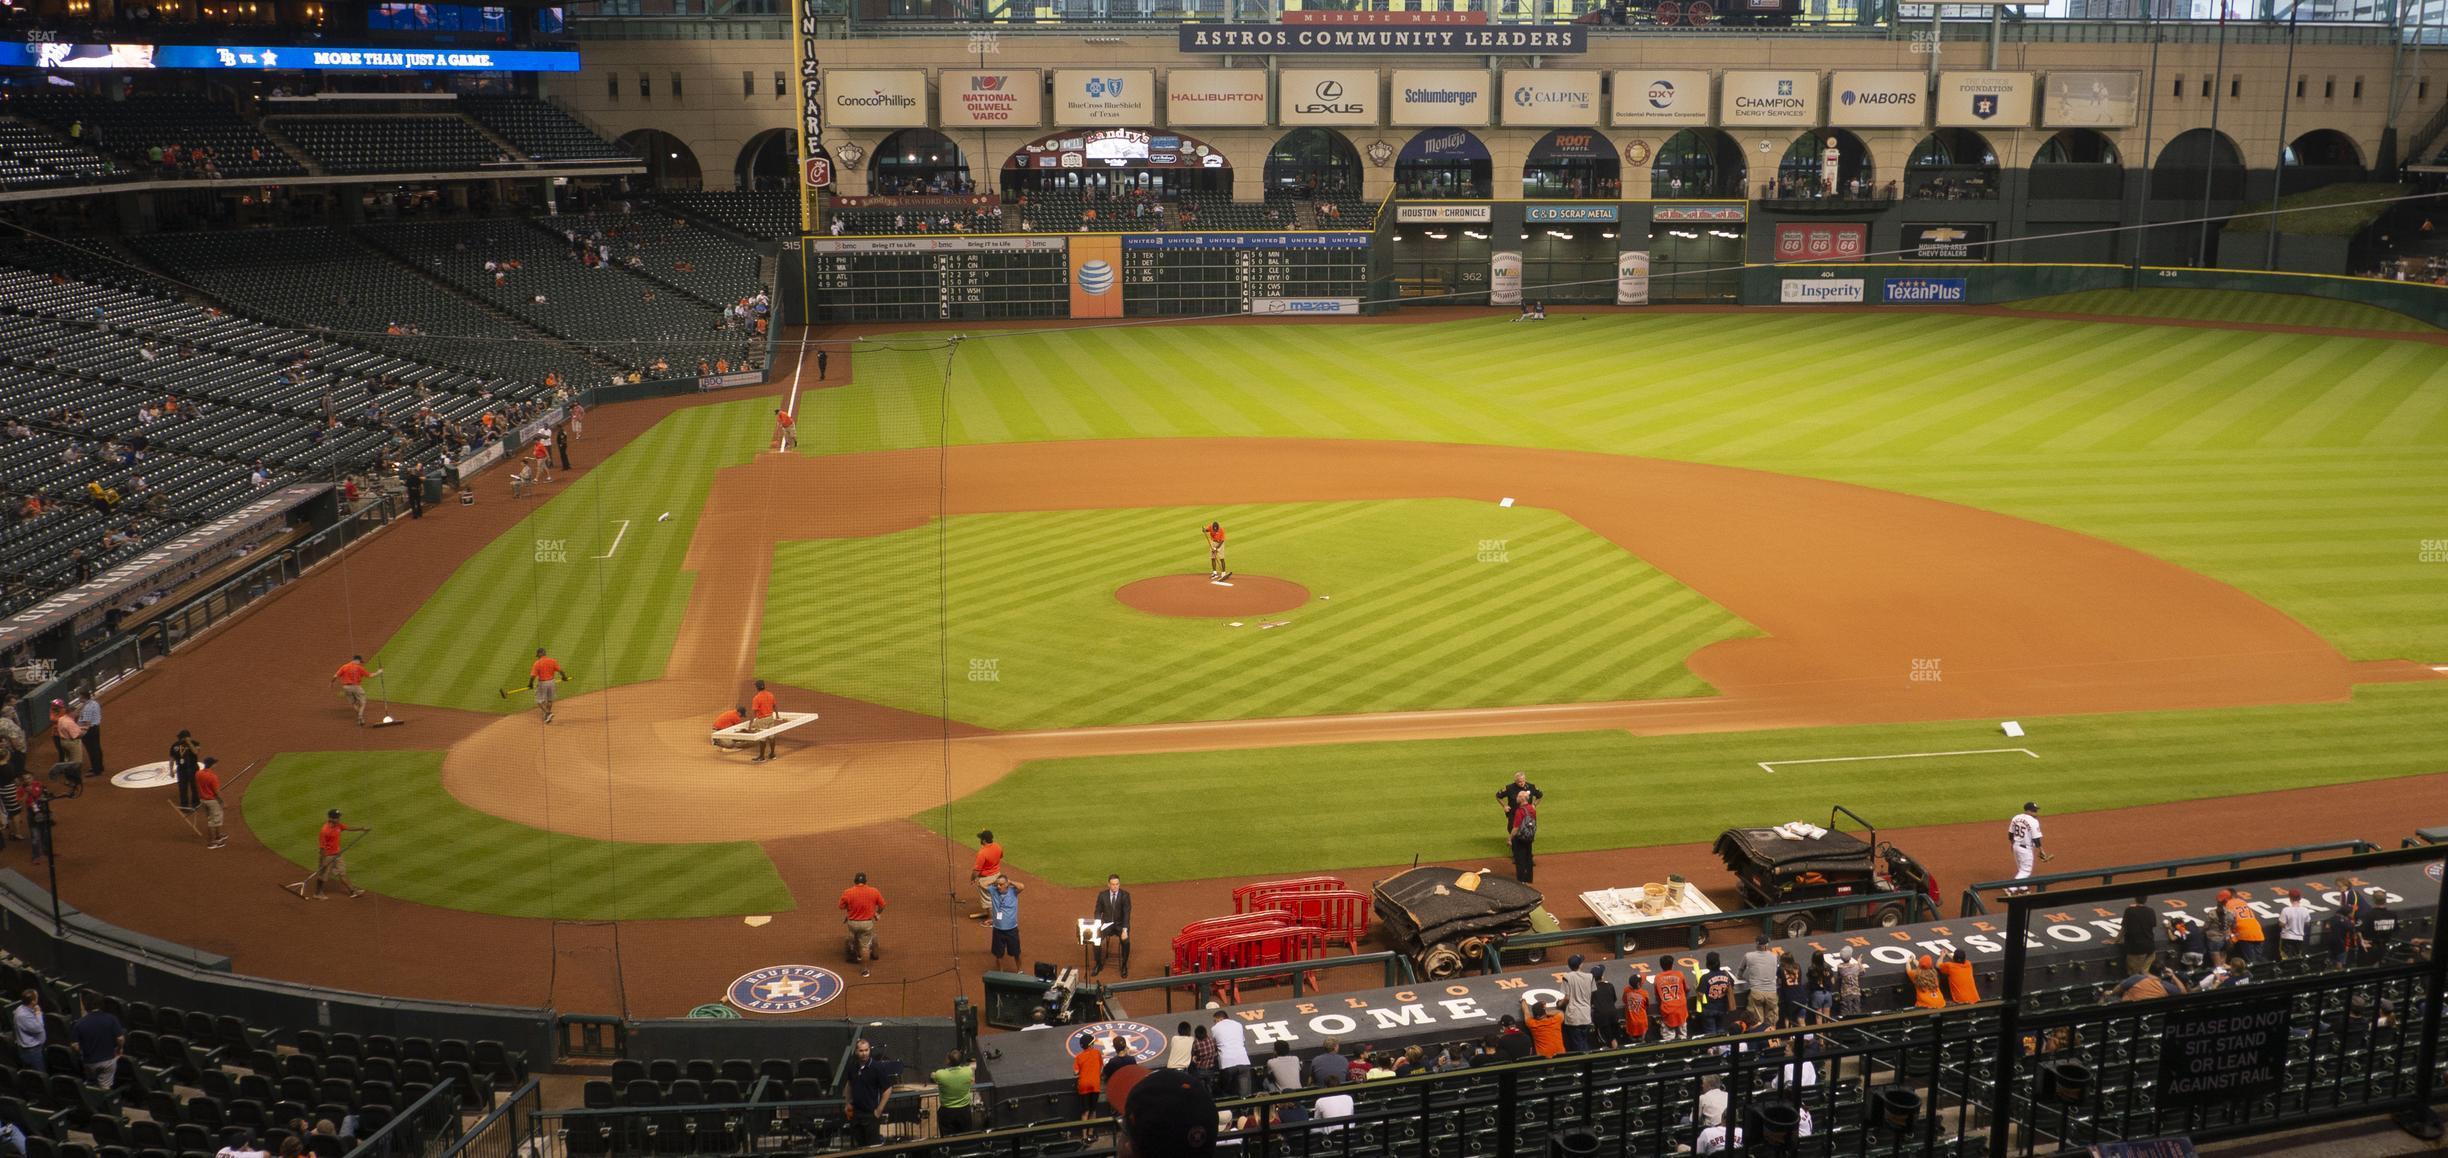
1092,873 -> 1133,979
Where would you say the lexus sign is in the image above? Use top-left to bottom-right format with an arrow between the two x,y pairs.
1279,68 -> 1378,125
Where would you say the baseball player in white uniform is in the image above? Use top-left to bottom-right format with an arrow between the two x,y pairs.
2007,801 -> 2050,885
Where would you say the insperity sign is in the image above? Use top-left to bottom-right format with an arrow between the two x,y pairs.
1180,23 -> 1585,54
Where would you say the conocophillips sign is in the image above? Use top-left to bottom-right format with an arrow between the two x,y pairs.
823,68 -> 926,128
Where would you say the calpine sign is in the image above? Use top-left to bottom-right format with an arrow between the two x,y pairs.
1180,24 -> 1585,54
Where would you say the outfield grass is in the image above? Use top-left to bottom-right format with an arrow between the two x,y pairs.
928,681 -> 2448,885
2010,287 -> 2439,332
813,316 -> 2448,664
375,395 -> 774,713
246,751 -> 793,919
758,500 -> 1754,729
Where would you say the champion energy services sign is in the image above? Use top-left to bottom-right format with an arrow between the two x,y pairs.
1721,71 -> 1819,127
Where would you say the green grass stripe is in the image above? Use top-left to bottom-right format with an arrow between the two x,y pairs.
758,499 -> 1754,730
375,396 -> 773,713
244,751 -> 792,919
2009,288 -> 2440,332
926,681 -> 2448,886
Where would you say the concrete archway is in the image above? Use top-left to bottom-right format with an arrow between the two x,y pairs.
616,129 -> 702,191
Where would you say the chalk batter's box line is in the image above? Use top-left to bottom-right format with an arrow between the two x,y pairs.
1755,747 -> 2039,775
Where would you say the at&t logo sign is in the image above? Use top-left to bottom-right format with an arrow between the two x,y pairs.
1077,259 -> 1115,296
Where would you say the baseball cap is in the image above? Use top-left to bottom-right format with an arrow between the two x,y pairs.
1118,1069 -> 1215,1158
2022,802 -> 2039,813
327,809 -> 342,819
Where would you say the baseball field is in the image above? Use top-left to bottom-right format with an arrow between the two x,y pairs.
209,288 -> 2445,978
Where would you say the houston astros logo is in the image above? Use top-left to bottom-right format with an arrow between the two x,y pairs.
1064,1020 -> 1169,1064
726,965 -> 844,1014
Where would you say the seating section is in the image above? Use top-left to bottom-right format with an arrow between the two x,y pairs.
0,121 -> 116,192
544,212 -> 765,307
133,228 -> 591,387
10,94 -> 302,180
0,260 -> 547,609
459,97 -> 629,162
823,192 -> 1334,236
268,116 -> 503,175
658,191 -> 799,241
0,959 -> 522,1158
363,219 -> 763,374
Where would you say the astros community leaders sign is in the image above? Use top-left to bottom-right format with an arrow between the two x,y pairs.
1180,23 -> 1585,54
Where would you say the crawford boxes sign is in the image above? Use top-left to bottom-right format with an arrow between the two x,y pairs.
940,69 -> 1042,128
1179,24 -> 1586,54
1721,71 -> 1819,127
1827,70 -> 1926,128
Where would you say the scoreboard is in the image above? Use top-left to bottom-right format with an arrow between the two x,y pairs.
807,236 -> 1069,322
807,233 -> 1372,321
1123,233 -> 1371,317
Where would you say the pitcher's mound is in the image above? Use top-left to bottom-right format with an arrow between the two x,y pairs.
1117,574 -> 1311,618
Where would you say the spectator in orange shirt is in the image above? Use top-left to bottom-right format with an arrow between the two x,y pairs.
1070,1030 -> 1103,1119
1938,949 -> 1980,1004
969,830 -> 1004,919
838,872 -> 885,977
1521,997 -> 1565,1058
1906,955 -> 1946,1009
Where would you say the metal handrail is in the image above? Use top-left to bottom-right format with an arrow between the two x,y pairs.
339,1076 -> 463,1158
1958,839 -> 2381,915
1481,888 -> 1942,971
1103,949 -> 1421,1009
438,1077 -> 542,1158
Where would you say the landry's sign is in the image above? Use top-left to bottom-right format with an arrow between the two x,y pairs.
1180,23 -> 1585,54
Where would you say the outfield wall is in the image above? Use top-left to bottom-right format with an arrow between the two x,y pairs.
1744,261 -> 2448,325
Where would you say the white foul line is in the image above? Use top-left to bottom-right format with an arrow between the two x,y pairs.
1756,747 -> 2038,774
594,519 -> 631,560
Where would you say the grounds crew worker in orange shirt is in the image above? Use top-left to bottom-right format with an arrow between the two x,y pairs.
712,705 -> 747,750
773,408 -> 797,452
969,830 -> 1004,919
748,679 -> 781,763
527,648 -> 567,724
1204,521 -> 1230,582
193,757 -> 226,849
839,872 -> 885,978
330,654 -> 378,726
287,809 -> 366,899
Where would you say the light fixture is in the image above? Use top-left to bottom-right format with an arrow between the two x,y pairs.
1601,231 -> 1616,239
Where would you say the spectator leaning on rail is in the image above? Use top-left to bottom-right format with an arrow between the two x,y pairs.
1556,954 -> 1596,1052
